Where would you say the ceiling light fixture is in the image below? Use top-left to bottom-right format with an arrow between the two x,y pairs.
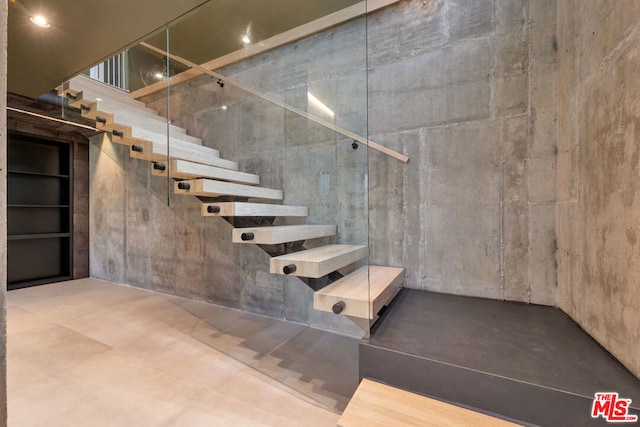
30,15 -> 51,28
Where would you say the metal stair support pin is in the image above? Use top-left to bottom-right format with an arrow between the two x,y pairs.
112,129 -> 124,137
80,104 -> 90,111
332,301 -> 346,314
131,145 -> 143,153
241,232 -> 254,241
283,264 -> 297,275
66,92 -> 77,100
207,205 -> 221,214
96,116 -> 107,124
177,182 -> 191,190
153,163 -> 166,171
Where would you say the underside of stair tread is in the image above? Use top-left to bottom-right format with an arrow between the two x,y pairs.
175,179 -> 282,200
232,224 -> 336,244
270,244 -> 368,278
152,159 -> 258,185
314,265 -> 404,319
202,202 -> 307,217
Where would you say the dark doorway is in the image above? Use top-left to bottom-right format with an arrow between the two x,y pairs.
7,132 -> 73,290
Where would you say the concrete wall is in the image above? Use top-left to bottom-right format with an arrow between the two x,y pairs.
0,0 -> 8,423
145,0 -> 558,305
73,141 -> 90,279
92,0 -> 559,338
369,0 -> 558,303
557,0 -> 640,378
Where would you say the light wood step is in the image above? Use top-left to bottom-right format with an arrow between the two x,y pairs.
270,244 -> 367,278
130,141 -> 238,171
232,225 -> 336,244
64,84 -> 190,138
73,100 -> 189,138
64,89 -> 207,148
122,129 -> 219,158
67,75 -> 144,107
123,127 -> 203,148
152,159 -> 258,185
202,202 -> 308,217
175,179 -> 282,200
339,379 -> 519,427
314,265 -> 403,319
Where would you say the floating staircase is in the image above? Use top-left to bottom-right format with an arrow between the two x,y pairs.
63,75 -> 404,325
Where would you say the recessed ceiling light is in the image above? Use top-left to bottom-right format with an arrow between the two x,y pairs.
30,15 -> 51,28
242,34 -> 251,45
154,72 -> 164,80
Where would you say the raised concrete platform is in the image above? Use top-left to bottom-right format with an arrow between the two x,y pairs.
360,289 -> 640,427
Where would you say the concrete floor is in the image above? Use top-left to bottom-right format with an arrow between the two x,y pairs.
7,278 -> 359,426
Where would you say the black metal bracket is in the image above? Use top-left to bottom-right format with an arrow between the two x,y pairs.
217,79 -> 224,88
352,140 -> 359,150
332,301 -> 346,314
207,205 -> 221,214
131,145 -> 143,153
177,182 -> 191,190
153,163 -> 166,171
283,264 -> 297,275
241,232 -> 255,241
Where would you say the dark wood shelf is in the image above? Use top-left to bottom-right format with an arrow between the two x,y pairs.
8,233 -> 71,241
7,169 -> 70,179
8,204 -> 70,208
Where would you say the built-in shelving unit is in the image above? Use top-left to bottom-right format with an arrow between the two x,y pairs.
7,132 -> 73,290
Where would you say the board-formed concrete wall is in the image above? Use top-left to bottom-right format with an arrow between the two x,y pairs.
366,0 -> 557,304
143,0 -> 559,306
557,0 -> 640,378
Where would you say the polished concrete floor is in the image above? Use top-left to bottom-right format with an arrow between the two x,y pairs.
7,278 -> 359,426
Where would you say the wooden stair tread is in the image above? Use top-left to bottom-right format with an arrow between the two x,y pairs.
314,265 -> 403,319
202,202 -> 307,217
175,179 -> 282,200
270,244 -> 367,278
153,159 -> 258,185
68,75 -> 145,107
339,379 -> 519,427
232,225 -> 336,244
130,141 -> 239,171
126,127 -> 203,147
